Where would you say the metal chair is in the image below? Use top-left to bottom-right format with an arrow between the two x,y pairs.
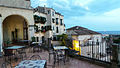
54,50 -> 66,65
1,62 -> 13,68
30,55 -> 42,60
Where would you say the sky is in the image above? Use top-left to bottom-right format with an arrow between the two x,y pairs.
31,0 -> 120,31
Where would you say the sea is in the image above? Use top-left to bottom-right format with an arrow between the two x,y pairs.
97,31 -> 120,35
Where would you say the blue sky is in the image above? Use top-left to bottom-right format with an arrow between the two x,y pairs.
31,0 -> 120,31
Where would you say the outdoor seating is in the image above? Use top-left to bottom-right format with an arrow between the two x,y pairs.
30,55 -> 42,60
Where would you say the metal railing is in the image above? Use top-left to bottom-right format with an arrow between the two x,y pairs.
79,40 -> 112,63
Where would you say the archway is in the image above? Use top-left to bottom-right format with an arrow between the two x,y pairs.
2,15 -> 28,44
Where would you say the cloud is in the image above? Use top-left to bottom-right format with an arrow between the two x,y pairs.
31,0 -> 48,7
103,8 -> 120,16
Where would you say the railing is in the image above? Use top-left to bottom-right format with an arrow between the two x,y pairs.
79,41 -> 112,63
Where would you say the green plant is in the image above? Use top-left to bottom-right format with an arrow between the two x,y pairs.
57,34 -> 68,46
34,15 -> 46,24
4,39 -> 12,46
31,36 -> 36,42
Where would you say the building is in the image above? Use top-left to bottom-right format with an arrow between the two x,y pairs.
33,10 -> 52,43
66,26 -> 106,58
34,6 -> 66,41
0,0 -> 34,55
66,26 -> 102,45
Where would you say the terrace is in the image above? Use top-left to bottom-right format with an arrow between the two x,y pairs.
0,43 -> 105,68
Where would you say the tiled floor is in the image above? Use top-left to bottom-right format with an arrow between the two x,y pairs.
0,48 -> 104,68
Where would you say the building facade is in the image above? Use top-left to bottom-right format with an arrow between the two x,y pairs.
0,0 -> 34,55
66,26 -> 102,45
34,6 -> 66,41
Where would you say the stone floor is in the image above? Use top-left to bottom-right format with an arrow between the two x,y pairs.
0,48 -> 105,68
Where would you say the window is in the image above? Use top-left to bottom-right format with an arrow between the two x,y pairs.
60,19 -> 63,25
52,18 -> 55,23
56,18 -> 58,25
52,11 -> 54,16
36,37 -> 39,42
48,10 -> 50,14
56,27 -> 59,33
53,26 -> 54,30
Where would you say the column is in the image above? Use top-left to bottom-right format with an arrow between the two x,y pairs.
0,15 -> 2,56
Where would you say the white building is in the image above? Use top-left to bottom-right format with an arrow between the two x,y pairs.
34,6 -> 66,40
66,26 -> 107,59
66,26 -> 102,44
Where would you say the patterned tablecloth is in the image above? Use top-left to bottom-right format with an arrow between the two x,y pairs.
15,60 -> 46,68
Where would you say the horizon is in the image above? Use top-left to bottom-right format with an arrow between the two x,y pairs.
31,0 -> 120,31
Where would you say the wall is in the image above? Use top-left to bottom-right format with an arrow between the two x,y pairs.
52,41 -> 61,46
72,35 -> 78,40
0,0 -> 31,9
78,34 -> 102,43
3,15 -> 24,41
78,35 -> 102,45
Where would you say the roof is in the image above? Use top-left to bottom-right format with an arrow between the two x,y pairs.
67,26 -> 101,35
34,6 -> 63,16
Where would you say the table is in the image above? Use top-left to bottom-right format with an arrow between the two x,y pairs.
32,42 -> 40,44
5,46 -> 25,50
53,46 -> 68,50
15,60 -> 47,68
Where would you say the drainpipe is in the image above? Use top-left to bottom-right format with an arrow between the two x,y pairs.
0,14 -> 2,56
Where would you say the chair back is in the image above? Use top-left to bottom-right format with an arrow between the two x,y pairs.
30,55 -> 42,60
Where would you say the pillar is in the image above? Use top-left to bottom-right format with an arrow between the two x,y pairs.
0,14 -> 2,56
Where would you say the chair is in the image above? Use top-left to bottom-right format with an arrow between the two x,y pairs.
2,49 -> 15,63
33,45 -> 41,53
54,50 -> 66,65
16,48 -> 27,60
1,62 -> 13,68
30,55 -> 42,60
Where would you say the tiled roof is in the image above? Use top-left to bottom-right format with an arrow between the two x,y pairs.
67,26 -> 101,35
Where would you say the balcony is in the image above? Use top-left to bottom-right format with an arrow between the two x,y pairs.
34,15 -> 46,24
34,25 -> 40,33
41,26 -> 52,32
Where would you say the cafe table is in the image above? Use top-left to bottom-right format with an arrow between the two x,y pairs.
53,46 -> 68,50
5,46 -> 25,50
15,60 -> 47,68
53,46 -> 69,61
4,46 -> 25,55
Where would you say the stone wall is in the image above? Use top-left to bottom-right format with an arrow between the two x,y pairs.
0,0 -> 31,9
